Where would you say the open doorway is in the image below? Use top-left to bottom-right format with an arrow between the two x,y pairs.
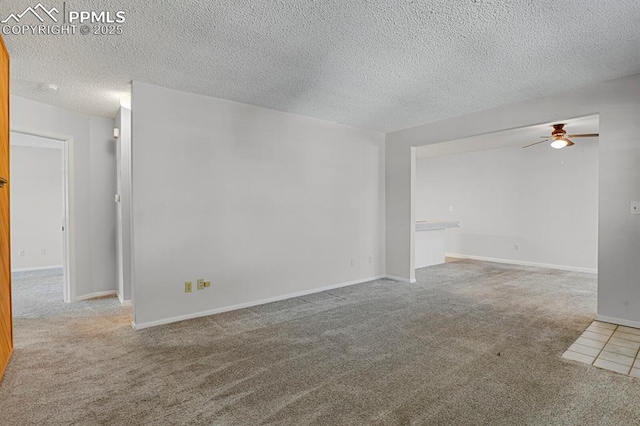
10,131 -> 71,313
413,114 -> 599,274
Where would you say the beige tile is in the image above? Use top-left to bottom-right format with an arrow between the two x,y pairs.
617,326 -> 640,336
634,358 -> 640,369
630,368 -> 640,379
592,321 -> 617,330
612,331 -> 640,343
593,358 -> 631,375
575,337 -> 606,350
562,350 -> 596,365
581,331 -> 610,342
603,343 -> 638,358
608,337 -> 640,350
586,325 -> 615,336
597,351 -> 635,367
568,343 -> 602,357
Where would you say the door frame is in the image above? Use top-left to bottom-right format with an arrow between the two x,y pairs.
9,128 -> 75,302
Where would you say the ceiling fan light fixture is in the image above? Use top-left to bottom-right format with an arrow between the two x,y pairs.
550,137 -> 568,149
522,123 -> 597,149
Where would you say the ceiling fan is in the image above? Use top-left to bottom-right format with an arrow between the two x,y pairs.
522,123 -> 599,149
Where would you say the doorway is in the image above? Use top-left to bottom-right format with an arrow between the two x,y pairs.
9,131 -> 71,307
413,114 -> 599,274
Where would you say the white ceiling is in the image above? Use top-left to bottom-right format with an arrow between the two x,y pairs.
416,114 -> 599,158
3,1 -> 640,132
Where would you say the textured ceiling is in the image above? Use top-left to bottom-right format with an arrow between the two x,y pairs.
2,1 -> 640,132
416,115 -> 598,158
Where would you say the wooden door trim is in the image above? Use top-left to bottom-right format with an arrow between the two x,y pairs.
0,33 -> 11,381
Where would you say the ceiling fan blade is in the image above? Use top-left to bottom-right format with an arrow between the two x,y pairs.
567,133 -> 599,138
564,138 -> 575,147
523,138 -> 551,148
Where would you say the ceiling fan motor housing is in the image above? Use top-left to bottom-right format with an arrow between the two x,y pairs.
551,124 -> 566,138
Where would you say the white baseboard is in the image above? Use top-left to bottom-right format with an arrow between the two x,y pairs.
386,274 -> 416,283
76,290 -> 117,302
596,315 -> 640,329
116,292 -> 132,306
12,265 -> 63,273
445,253 -> 597,274
132,275 -> 386,330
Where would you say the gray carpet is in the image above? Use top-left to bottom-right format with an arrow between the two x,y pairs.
1,260 -> 639,425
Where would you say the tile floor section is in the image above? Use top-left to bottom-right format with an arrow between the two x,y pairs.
563,321 -> 640,377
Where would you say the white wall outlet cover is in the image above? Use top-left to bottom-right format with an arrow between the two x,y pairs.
631,201 -> 640,215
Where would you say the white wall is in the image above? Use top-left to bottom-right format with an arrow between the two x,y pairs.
10,141 -> 63,270
131,81 -> 385,328
416,142 -> 599,272
386,73 -> 640,327
89,117 -> 118,295
10,96 -> 118,300
115,107 -> 133,303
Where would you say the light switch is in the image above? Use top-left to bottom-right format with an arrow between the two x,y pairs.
631,201 -> 640,215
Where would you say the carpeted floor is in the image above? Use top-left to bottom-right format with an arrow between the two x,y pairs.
1,260 -> 639,425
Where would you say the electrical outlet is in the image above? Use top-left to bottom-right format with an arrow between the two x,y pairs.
514,243 -> 519,251
185,281 -> 193,293
449,206 -> 454,212
368,256 -> 372,264
197,279 -> 205,290
18,249 -> 25,257
350,258 -> 355,267
204,281 -> 211,288
41,249 -> 46,255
